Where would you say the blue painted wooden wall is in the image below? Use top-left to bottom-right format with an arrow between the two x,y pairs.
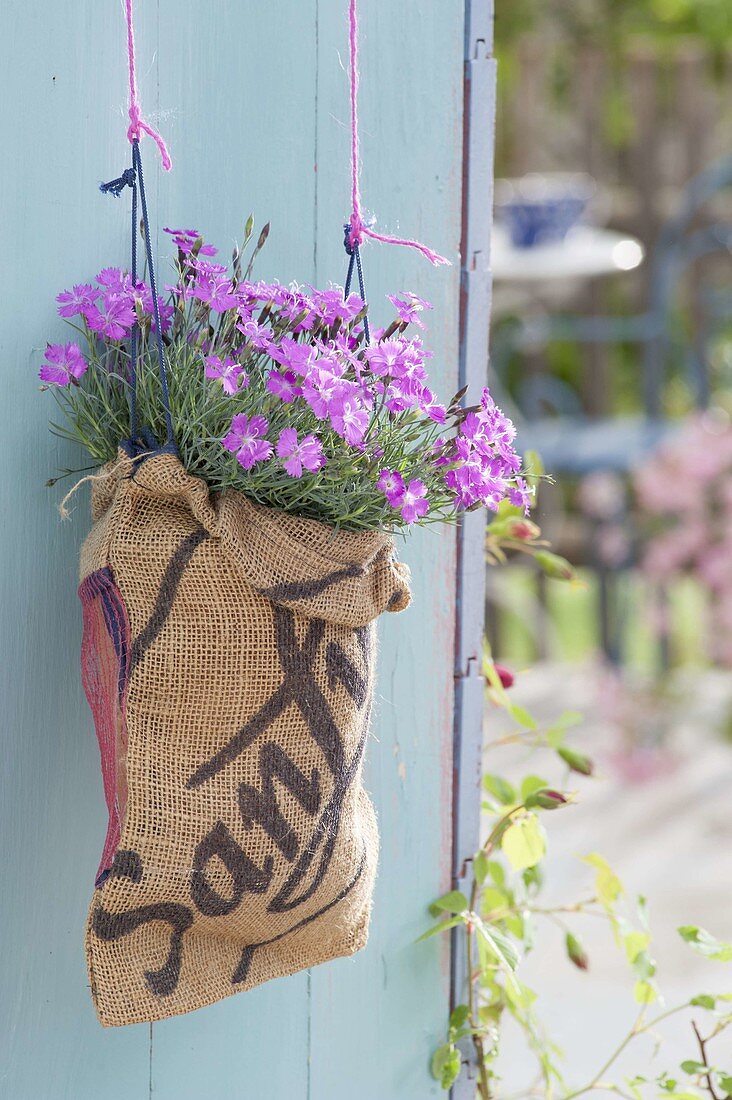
0,2 -> 465,1096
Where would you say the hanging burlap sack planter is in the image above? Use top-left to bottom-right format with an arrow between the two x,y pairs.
79,452 -> 411,1026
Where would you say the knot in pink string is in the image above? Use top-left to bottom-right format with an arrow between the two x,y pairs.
124,0 -> 172,171
347,0 -> 449,267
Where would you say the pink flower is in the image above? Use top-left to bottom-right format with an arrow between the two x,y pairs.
270,337 -> 318,377
164,227 -> 218,257
276,428 -> 325,477
364,339 -> 408,377
400,479 -> 430,524
189,269 -> 238,312
311,288 -> 364,326
39,342 -> 88,386
387,292 -> 433,328
205,355 -> 249,395
133,282 -> 174,333
377,469 -> 406,507
419,388 -> 447,424
237,318 -> 273,350
56,284 -> 98,318
222,414 -> 272,470
96,268 -> 132,293
301,371 -> 351,420
329,393 -> 369,446
84,293 -> 137,340
267,369 -> 301,403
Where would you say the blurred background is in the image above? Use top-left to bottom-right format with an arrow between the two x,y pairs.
485,0 -> 732,1087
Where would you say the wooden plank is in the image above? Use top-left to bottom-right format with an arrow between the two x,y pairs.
149,2 -> 317,1093
307,1 -> 462,1096
0,3 -> 152,1097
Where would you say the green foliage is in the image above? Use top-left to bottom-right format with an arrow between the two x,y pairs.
421,652 -> 732,1098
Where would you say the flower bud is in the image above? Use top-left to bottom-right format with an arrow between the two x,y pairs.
566,932 -> 589,970
525,788 -> 567,811
534,550 -> 575,581
495,663 -> 515,689
506,517 -> 540,541
557,746 -> 594,776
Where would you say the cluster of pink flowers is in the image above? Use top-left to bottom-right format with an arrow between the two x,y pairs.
634,412 -> 732,665
42,225 -> 531,530
40,264 -> 174,386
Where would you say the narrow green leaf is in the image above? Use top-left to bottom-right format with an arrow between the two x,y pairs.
473,850 -> 489,885
507,703 -> 538,730
416,915 -> 465,942
483,773 -> 516,805
678,925 -> 732,962
583,853 -> 623,908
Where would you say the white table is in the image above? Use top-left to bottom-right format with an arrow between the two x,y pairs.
492,224 -> 644,283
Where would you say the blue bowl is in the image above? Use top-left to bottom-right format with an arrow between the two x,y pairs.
496,175 -> 594,249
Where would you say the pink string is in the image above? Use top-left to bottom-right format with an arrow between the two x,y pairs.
347,0 -> 449,266
124,0 -> 172,171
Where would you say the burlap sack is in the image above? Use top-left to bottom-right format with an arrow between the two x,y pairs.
78,451 -> 411,1026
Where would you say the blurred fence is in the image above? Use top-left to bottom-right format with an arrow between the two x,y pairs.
498,37 -> 732,245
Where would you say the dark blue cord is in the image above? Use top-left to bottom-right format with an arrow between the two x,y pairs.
129,152 -> 139,442
100,141 -> 176,454
132,141 -> 175,449
343,222 -> 371,345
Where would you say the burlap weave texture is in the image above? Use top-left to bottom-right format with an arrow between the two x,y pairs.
78,452 -> 411,1026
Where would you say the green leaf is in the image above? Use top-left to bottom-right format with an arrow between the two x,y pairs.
717,1075 -> 732,1096
503,976 -> 537,1009
417,915 -> 465,943
502,814 -> 546,871
522,864 -> 543,893
681,1061 -> 707,1076
483,773 -> 516,806
631,950 -> 656,982
583,853 -> 623,908
449,1004 -> 470,1030
474,916 -> 521,975
534,549 -> 575,581
429,890 -> 469,916
431,1044 -> 462,1090
507,703 -> 538,730
690,994 -> 716,1009
520,775 -> 549,801
624,930 -> 650,964
633,979 -> 657,1004
481,886 -> 510,915
679,926 -> 732,962
487,860 -> 506,887
545,710 -> 583,748
473,850 -> 489,885
557,745 -> 594,776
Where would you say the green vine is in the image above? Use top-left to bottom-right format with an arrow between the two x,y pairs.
423,484 -> 732,1098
